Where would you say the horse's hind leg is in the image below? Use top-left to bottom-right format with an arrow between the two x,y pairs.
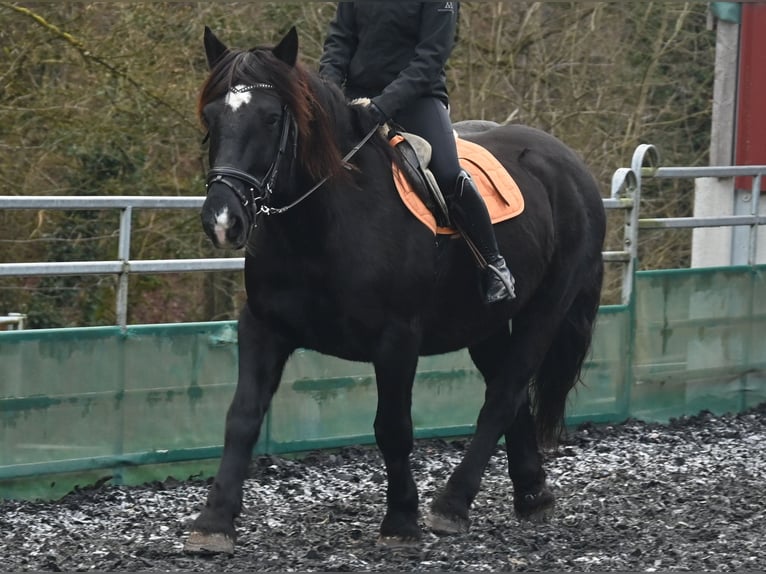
464,329 -> 554,521
428,249 -> 602,533
428,311 -> 565,533
510,271 -> 602,520
185,305 -> 292,555
504,396 -> 554,521
373,322 -> 422,545
427,324 -> 532,533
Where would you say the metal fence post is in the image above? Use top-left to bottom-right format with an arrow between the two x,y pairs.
116,206 -> 132,329
748,174 -> 762,266
610,168 -> 638,305
622,144 -> 659,305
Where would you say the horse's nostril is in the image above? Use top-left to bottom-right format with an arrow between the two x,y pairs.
229,218 -> 242,238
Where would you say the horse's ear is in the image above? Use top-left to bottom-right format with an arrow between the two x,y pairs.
272,26 -> 298,67
204,26 -> 229,70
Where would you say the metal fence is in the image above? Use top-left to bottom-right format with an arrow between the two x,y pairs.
1,143 -> 764,325
610,144 -> 765,304
0,196 -> 241,328
0,313 -> 26,330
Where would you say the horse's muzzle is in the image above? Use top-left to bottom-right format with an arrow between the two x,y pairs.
201,194 -> 249,250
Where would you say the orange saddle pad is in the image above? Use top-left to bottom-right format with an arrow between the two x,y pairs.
392,137 -> 524,235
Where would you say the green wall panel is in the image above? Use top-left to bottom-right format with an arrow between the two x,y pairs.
2,265 -> 765,500
630,266 -> 766,421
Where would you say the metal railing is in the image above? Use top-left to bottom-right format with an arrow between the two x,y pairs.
608,144 -> 766,304
0,196 -> 242,328
0,192 -> 632,328
1,144 -> 764,325
0,313 -> 27,330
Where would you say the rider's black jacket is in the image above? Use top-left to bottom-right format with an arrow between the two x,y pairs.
318,1 -> 458,118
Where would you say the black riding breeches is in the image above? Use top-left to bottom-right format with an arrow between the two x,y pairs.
392,97 -> 461,198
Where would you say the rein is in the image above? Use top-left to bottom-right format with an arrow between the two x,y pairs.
258,123 -> 378,216
205,82 -> 378,223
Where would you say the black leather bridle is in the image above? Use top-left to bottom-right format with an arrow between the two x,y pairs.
205,83 -> 295,227
204,82 -> 378,227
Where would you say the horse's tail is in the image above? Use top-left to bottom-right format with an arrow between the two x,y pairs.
530,261 -> 603,446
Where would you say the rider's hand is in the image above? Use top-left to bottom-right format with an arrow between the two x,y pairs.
351,98 -> 389,127
368,101 -> 388,126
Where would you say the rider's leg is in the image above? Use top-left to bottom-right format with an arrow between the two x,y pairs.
449,169 -> 515,303
394,97 -> 515,304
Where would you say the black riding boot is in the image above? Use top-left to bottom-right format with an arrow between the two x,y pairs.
449,169 -> 516,304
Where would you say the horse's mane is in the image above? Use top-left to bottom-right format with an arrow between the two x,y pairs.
197,45 -> 351,182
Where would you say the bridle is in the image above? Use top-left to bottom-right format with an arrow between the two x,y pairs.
204,82 -> 377,228
205,83 -> 295,226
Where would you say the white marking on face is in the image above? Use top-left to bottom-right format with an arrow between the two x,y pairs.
225,85 -> 252,112
214,207 -> 230,245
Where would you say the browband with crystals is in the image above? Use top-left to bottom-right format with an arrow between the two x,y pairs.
230,82 -> 273,93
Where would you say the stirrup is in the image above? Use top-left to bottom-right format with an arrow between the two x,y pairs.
484,259 -> 516,303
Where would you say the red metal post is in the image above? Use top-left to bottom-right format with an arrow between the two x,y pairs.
735,3 -> 766,191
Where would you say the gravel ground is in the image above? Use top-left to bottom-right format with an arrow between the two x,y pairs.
2,405 -> 765,572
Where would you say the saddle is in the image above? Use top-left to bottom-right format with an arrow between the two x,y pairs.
390,132 -> 524,235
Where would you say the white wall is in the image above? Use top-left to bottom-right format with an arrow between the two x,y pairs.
692,177 -> 766,267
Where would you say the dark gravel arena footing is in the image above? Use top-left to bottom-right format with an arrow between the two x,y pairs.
2,405 -> 765,572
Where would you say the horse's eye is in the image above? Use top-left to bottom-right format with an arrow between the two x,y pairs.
265,113 -> 280,126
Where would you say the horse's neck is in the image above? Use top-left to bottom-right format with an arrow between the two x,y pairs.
255,177 -> 338,252
257,158 -> 394,256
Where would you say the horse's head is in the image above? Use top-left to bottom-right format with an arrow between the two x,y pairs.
198,27 -> 346,250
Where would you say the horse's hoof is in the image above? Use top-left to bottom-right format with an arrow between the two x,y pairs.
514,488 -> 555,523
183,531 -> 235,555
425,511 -> 470,535
377,534 -> 421,548
517,503 -> 554,523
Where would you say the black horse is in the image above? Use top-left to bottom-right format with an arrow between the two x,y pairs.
186,26 -> 606,554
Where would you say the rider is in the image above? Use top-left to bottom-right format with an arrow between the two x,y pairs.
318,1 -> 515,304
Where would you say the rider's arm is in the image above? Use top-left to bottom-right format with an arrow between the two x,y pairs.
318,3 -> 357,88
372,2 -> 457,118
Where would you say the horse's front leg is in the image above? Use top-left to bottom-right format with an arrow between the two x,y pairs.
184,304 -> 293,555
373,323 -> 421,545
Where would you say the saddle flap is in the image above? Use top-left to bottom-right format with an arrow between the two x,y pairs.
390,134 -> 450,227
390,134 -> 525,235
